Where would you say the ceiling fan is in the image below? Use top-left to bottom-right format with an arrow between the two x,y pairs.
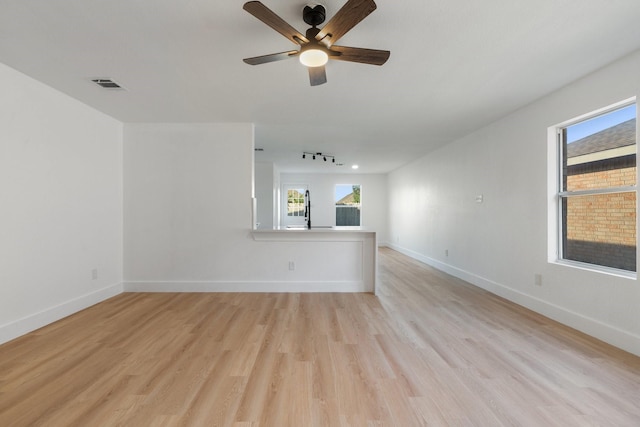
242,0 -> 390,86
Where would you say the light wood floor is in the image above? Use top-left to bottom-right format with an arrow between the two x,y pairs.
1,248 -> 640,426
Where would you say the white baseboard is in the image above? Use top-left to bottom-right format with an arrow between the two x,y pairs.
124,280 -> 370,293
387,243 -> 640,357
0,282 -> 123,345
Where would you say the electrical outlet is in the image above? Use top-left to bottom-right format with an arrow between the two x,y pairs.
288,261 -> 295,271
92,268 -> 98,280
445,249 -> 449,257
534,273 -> 542,286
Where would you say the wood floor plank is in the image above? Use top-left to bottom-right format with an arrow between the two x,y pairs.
1,247 -> 640,426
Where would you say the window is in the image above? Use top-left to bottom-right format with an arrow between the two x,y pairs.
281,184 -> 308,226
286,187 -> 306,217
336,184 -> 361,226
554,101 -> 636,273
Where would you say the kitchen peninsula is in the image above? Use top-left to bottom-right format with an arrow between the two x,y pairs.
252,227 -> 377,294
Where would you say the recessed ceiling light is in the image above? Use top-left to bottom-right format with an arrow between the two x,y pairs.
352,164 -> 359,170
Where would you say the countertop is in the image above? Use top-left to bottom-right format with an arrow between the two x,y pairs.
253,226 -> 374,233
252,226 -> 376,241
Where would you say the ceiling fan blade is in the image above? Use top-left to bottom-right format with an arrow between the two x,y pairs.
330,45 -> 390,65
243,1 -> 309,45
243,50 -> 299,65
315,0 -> 377,47
308,66 -> 327,86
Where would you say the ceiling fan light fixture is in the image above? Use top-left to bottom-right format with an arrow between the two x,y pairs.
299,48 -> 329,67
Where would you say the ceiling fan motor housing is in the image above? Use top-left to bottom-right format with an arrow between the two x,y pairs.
303,4 -> 326,26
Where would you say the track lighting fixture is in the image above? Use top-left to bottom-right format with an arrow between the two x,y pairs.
302,151 -> 338,165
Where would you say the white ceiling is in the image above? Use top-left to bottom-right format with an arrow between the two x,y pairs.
2,0 -> 640,173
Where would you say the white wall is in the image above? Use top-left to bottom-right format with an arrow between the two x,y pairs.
255,161 -> 276,229
0,63 -> 123,344
280,173 -> 389,244
388,49 -> 640,356
123,123 -> 255,281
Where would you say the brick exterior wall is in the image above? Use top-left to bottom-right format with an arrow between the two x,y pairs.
567,167 -> 636,192
564,164 -> 636,271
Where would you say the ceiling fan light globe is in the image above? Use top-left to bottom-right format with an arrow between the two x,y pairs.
299,49 -> 329,67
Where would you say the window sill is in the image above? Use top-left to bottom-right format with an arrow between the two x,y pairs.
552,259 -> 637,280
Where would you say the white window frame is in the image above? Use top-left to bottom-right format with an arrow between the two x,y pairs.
547,97 -> 637,279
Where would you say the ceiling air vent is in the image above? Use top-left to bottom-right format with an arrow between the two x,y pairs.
91,78 -> 124,89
